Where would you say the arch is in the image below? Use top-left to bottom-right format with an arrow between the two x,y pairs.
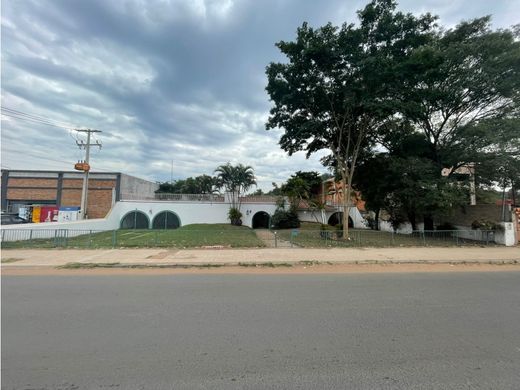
252,211 -> 270,229
152,211 -> 181,229
120,210 -> 149,229
328,212 -> 353,228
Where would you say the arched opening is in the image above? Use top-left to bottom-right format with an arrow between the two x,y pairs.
152,211 -> 181,229
328,212 -> 353,228
252,211 -> 270,229
120,210 -> 149,229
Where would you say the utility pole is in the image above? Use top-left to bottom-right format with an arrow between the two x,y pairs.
75,129 -> 102,219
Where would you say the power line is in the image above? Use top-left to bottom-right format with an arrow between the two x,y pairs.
1,106 -> 76,128
1,147 -> 114,173
1,106 -> 114,137
1,111 -> 73,130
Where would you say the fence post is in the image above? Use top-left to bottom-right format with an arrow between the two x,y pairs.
391,231 -> 395,246
422,231 -> 426,246
89,230 -> 92,248
455,231 -> 459,246
65,229 -> 69,248
112,230 -> 116,248
274,231 -> 277,248
29,229 -> 33,247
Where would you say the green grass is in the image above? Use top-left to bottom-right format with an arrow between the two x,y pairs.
2,224 -> 266,249
1,257 -> 23,263
275,222 -> 494,248
238,262 -> 293,268
59,262 -> 227,269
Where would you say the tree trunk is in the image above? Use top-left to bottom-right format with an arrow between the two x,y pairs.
342,178 -> 351,239
375,208 -> 380,230
408,211 -> 417,231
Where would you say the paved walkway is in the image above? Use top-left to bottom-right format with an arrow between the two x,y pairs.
1,247 -> 519,268
254,229 -> 293,248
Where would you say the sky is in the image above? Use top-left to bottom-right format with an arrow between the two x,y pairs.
1,0 -> 518,190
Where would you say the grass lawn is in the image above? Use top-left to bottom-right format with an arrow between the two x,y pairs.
2,224 -> 266,249
275,222 -> 493,248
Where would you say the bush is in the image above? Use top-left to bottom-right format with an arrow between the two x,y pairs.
471,219 -> 496,230
228,207 -> 243,226
271,209 -> 300,229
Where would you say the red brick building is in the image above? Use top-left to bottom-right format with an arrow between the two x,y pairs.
1,170 -> 157,219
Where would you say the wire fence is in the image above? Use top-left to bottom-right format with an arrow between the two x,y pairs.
271,229 -> 496,248
1,228 -> 497,249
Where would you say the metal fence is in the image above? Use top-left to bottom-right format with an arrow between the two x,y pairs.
270,229 -> 496,248
1,228 -> 497,249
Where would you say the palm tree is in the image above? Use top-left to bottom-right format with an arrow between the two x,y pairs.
214,163 -> 257,224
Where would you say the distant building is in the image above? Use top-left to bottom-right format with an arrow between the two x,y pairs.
1,169 -> 158,219
318,178 -> 366,212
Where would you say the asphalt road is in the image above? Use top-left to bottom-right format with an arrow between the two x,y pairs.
2,272 -> 520,389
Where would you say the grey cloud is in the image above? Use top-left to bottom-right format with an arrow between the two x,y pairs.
2,0 -> 516,187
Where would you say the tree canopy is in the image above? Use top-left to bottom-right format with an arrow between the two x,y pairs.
156,174 -> 217,194
214,163 -> 257,215
267,0 -> 520,231
266,0 -> 436,236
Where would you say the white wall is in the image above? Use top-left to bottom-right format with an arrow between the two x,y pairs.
298,208 -> 368,229
120,174 -> 159,199
494,222 -> 516,246
1,200 -> 279,241
116,200 -> 278,228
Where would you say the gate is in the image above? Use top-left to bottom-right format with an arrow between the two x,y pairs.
53,229 -> 69,247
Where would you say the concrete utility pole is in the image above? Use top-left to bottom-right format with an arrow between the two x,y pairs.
76,129 -> 102,219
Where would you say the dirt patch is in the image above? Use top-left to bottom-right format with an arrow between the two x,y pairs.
3,262 -> 519,276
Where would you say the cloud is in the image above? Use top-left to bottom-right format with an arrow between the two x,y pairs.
1,0 -> 515,190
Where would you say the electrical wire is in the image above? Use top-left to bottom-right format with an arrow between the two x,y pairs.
1,106 -> 76,128
1,147 -> 115,173
1,111 -> 73,130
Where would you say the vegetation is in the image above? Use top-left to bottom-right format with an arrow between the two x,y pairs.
271,209 -> 300,229
156,174 -> 217,194
214,163 -> 257,224
2,224 -> 265,249
267,0 -> 520,231
276,222 -> 496,248
266,0 -> 437,238
227,207 -> 243,226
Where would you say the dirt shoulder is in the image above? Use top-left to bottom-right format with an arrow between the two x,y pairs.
2,262 -> 519,276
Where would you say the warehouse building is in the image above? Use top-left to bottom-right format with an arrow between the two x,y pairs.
1,169 -> 158,219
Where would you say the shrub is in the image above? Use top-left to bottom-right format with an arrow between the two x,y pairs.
271,209 -> 300,229
228,207 -> 243,226
471,219 -> 496,230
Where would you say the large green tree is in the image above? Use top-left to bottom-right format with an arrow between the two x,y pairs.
266,0 -> 435,237
398,17 -> 520,174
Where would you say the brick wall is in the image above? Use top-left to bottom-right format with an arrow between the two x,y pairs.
59,180 -> 116,219
8,178 -> 58,187
5,175 -> 116,219
7,188 -> 57,201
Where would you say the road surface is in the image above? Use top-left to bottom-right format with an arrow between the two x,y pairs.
2,271 -> 520,389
